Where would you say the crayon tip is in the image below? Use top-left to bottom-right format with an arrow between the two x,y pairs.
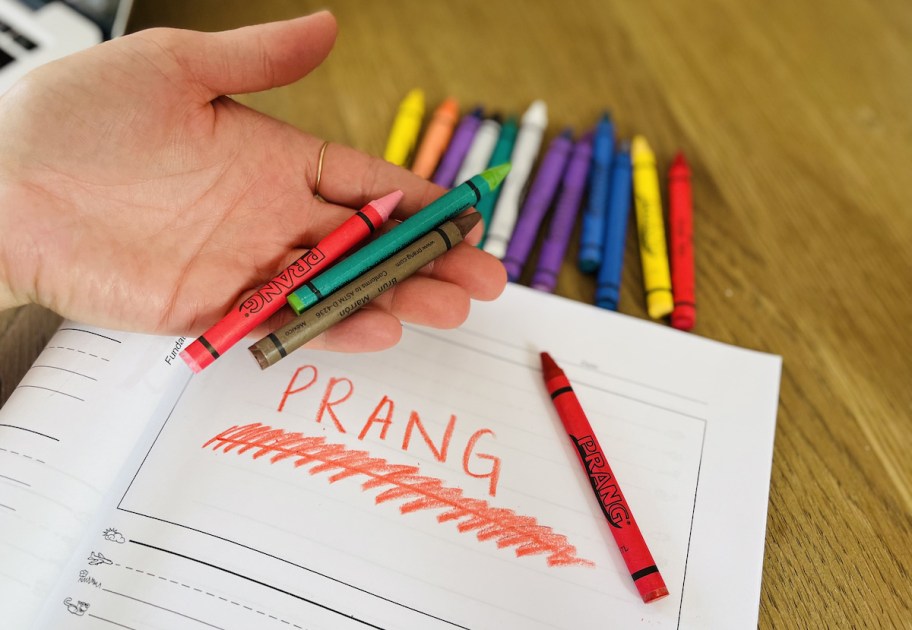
248,344 -> 270,370
287,291 -> 306,315
631,135 -> 654,162
179,345 -> 207,373
403,88 -> 425,107
539,351 -> 563,380
470,105 -> 484,117
523,100 -> 548,126
671,305 -> 696,331
597,112 -> 615,134
480,163 -> 511,191
451,212 -> 482,237
437,96 -> 460,118
370,190 -> 404,221
642,586 -> 670,603
670,151 -> 690,175
560,127 -> 573,139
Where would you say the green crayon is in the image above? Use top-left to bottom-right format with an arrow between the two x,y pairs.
252,213 -> 483,368
287,163 -> 510,314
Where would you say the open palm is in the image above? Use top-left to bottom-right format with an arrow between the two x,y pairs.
0,13 -> 505,351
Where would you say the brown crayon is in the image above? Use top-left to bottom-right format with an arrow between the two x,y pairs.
249,213 -> 481,369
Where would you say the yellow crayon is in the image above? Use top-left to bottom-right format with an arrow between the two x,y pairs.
631,135 -> 674,320
383,88 -> 425,167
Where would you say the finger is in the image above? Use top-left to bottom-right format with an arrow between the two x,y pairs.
286,136 -> 493,248
412,242 -> 507,301
151,12 -> 338,101
307,141 -> 446,218
361,275 -> 471,329
253,276 -> 471,351
309,309 -> 404,352
264,308 -> 404,353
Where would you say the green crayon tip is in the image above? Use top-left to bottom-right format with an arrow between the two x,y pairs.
287,292 -> 305,313
481,163 -> 511,191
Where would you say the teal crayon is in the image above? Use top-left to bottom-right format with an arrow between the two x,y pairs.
287,164 -> 511,314
476,115 -> 518,246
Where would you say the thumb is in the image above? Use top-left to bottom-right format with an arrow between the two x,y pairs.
156,11 -> 338,100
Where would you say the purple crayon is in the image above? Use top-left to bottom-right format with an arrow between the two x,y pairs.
502,128 -> 574,282
531,132 -> 593,292
432,106 -> 483,188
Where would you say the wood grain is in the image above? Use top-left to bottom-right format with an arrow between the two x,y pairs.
2,0 -> 910,625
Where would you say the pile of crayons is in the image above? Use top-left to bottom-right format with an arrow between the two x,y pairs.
384,88 -> 696,332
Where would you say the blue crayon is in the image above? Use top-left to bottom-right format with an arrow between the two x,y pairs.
594,142 -> 632,310
577,113 -> 615,273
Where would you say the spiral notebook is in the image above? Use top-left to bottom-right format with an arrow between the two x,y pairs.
0,284 -> 781,629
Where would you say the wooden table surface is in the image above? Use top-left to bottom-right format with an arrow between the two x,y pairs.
2,0 -> 910,626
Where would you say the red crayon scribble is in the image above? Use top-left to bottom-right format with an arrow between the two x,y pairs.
316,377 -> 353,433
463,428 -> 501,497
358,395 -> 395,441
278,366 -> 318,412
203,423 -> 593,568
402,411 -> 456,462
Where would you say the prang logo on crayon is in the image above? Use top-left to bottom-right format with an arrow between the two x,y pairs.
575,434 -> 631,529
240,249 -> 326,315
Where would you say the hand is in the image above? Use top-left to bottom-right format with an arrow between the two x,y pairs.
0,12 -> 506,352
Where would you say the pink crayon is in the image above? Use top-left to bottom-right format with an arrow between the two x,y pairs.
180,190 -> 403,373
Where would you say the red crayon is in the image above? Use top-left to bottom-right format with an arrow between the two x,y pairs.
180,190 -> 403,373
539,352 -> 669,604
668,152 -> 696,331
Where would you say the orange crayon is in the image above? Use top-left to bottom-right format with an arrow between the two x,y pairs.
411,97 -> 460,179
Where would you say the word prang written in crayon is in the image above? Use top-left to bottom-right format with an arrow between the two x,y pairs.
276,365 -> 502,496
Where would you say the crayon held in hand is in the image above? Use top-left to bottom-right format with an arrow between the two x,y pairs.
250,213 -> 482,369
287,163 -> 510,315
539,351 -> 669,604
180,190 -> 403,373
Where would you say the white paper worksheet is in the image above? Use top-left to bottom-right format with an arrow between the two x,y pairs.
0,284 -> 781,629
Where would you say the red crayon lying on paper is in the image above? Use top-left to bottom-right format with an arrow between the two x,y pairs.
539,351 -> 669,604
181,190 -> 403,373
